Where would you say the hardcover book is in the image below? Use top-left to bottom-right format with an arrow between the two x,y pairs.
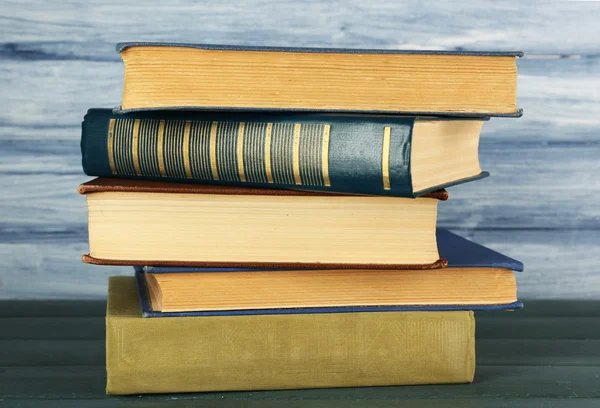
136,229 -> 523,317
79,178 -> 448,269
117,42 -> 522,116
106,276 -> 475,394
82,109 -> 488,197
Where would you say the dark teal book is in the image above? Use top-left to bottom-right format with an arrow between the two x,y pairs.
81,109 -> 488,197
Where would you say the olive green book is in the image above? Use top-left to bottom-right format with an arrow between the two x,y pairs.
106,276 -> 475,394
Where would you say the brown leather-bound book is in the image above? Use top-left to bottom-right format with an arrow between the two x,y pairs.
79,178 -> 448,269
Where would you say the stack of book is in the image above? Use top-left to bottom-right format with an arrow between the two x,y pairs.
79,43 -> 524,395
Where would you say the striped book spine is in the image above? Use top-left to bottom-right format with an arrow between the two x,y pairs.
106,118 -> 331,188
83,109 -> 490,197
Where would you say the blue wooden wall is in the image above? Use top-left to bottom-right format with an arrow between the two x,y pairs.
1,1 -> 599,299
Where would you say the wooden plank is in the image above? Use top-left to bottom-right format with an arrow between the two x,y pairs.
440,143 -> 600,229
461,230 -> 600,300
0,366 -> 104,399
2,316 -> 599,342
0,317 -> 104,339
0,241 -> 130,300
0,340 -> 104,366
1,309 -> 599,340
1,337 -> 598,368
476,317 -> 600,339
485,58 -> 600,143
0,366 -> 598,400
3,2 -> 600,56
0,301 -> 106,317
0,402 -> 121,408
4,316 -> 600,342
3,399 -> 600,408
0,173 -> 87,231
477,339 -> 600,366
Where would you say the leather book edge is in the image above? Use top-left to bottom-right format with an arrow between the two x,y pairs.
78,178 -> 448,200
82,254 -> 448,270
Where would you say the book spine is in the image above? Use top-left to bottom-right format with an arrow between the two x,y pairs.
106,280 -> 475,394
82,109 -> 416,197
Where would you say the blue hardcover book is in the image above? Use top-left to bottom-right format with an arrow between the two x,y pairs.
82,109 -> 489,198
136,229 -> 523,317
116,42 -> 522,117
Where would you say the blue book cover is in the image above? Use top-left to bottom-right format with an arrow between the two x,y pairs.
136,229 -> 523,317
81,109 -> 489,198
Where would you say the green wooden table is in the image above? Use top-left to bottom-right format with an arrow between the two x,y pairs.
1,300 -> 598,407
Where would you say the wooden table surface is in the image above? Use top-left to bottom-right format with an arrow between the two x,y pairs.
1,300 -> 599,407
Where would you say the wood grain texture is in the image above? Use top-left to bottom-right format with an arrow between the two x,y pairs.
2,365 -> 599,400
0,300 -> 598,405
1,1 -> 599,298
3,338 -> 600,367
2,401 -> 599,408
2,315 -> 599,341
1,300 -> 600,404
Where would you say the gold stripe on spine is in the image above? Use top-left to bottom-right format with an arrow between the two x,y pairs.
183,120 -> 192,178
107,119 -> 117,174
382,126 -> 391,190
303,124 -> 312,185
131,119 -> 142,176
116,119 -> 128,175
113,119 -> 123,175
251,123 -> 260,182
293,123 -> 302,185
280,123 -> 288,184
287,123 -> 293,184
271,123 -> 280,184
144,120 -> 155,176
237,122 -> 246,182
210,121 -> 219,180
274,123 -> 282,184
310,124 -> 318,185
265,123 -> 274,183
157,120 -> 166,177
322,124 -> 331,186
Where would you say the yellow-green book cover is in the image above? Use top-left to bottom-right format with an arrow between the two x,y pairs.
106,276 -> 475,394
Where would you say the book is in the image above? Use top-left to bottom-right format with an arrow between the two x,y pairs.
117,42 -> 522,116
81,108 -> 488,197
79,178 -> 448,269
106,276 -> 475,394
136,229 -> 523,316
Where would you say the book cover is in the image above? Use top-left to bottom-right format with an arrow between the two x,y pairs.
116,42 -> 523,117
79,178 -> 448,270
136,228 -> 523,317
107,276 -> 475,394
82,108 -> 488,197
138,228 -> 524,273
